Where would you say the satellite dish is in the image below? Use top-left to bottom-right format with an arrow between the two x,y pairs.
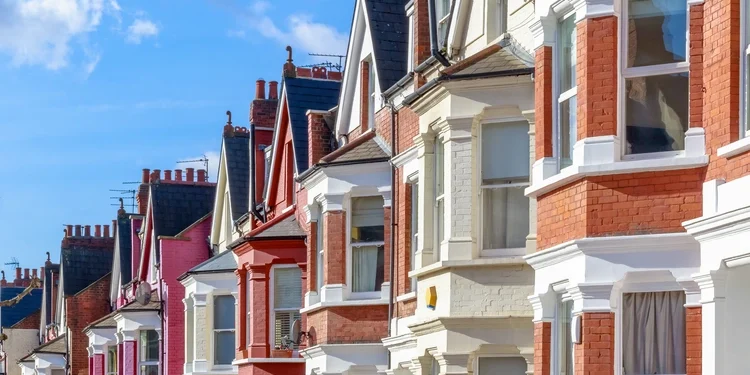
290,319 -> 309,345
135,282 -> 152,306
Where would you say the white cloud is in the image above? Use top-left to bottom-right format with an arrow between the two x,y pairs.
126,19 -> 159,44
243,1 -> 347,58
83,52 -> 100,77
176,151 -> 221,183
0,0 -> 119,70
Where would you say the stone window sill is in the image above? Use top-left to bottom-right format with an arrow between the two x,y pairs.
395,292 -> 416,303
232,358 -> 305,365
300,298 -> 389,314
408,256 -> 526,279
717,136 -> 750,159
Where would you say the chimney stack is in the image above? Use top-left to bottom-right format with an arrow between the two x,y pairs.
84,225 -> 91,237
15,267 -> 21,283
186,168 -> 195,182
283,46 -> 297,78
269,81 -> 278,100
142,169 -> 151,183
164,170 -> 172,181
23,268 -> 29,280
32,269 -> 37,279
152,169 -> 161,182
197,169 -> 206,182
255,79 -> 266,100
95,225 -> 101,237
175,169 -> 183,181
40,267 -> 45,280
75,225 -> 82,237
138,169 -> 151,215
66,225 -> 73,238
104,224 -> 111,238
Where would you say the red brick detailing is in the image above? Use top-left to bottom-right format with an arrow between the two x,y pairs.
306,305 -> 388,345
235,267 -> 248,358
397,107 -> 419,154
413,0 -> 430,88
535,46 -> 554,158
537,169 -> 704,250
396,176 -> 413,297
307,221 -> 318,294
323,211 -> 346,285
247,265 -> 269,358
690,5 -> 704,128
237,362 -> 304,375
10,308 -> 40,329
375,107 -> 392,147
534,322 -> 552,375
383,207 -> 392,283
396,299 -> 416,318
66,275 -> 111,375
360,60 -> 371,132
574,312 -> 614,375
577,16 -> 618,140
122,341 -> 137,375
307,112 -> 332,166
686,306 -> 702,375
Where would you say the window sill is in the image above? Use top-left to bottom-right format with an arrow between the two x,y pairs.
231,358 -> 305,365
395,292 -> 416,303
300,297 -> 389,314
526,154 -> 709,198
717,136 -> 750,158
408,256 -> 526,279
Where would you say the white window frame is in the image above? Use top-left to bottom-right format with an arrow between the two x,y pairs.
496,0 -> 508,36
553,292 -> 575,375
437,0 -> 452,45
316,207 -> 325,293
477,119 -> 530,257
367,56 -> 376,129
138,329 -> 159,375
346,194 -> 386,300
433,136 -> 445,263
741,0 -> 750,137
407,7 -> 415,72
473,355 -> 529,375
408,177 -> 419,292
619,0 -> 691,160
211,293 -> 235,367
554,9 -> 578,171
268,264 -> 302,350
614,284 -> 687,375
106,345 -> 117,375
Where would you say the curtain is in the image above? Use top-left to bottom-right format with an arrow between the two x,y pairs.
622,291 -> 686,374
353,246 -> 378,292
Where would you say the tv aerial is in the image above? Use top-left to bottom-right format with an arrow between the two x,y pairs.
177,154 -> 210,181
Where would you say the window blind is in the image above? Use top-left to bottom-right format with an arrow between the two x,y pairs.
481,121 -> 530,183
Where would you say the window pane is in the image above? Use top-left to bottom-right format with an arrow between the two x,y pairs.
107,346 -> 117,374
274,267 -> 302,309
317,211 -> 325,292
214,331 -> 235,365
478,357 -> 528,374
558,15 -> 576,92
482,122 -> 530,183
622,291 -> 686,374
482,186 -> 529,249
625,73 -> 689,154
352,245 -> 384,293
274,311 -> 301,349
351,196 -> 385,243
139,365 -> 157,375
626,0 -> 686,68
557,300 -> 574,375
139,330 -> 158,362
559,95 -> 577,167
410,183 -> 419,292
214,295 -> 235,330
436,198 -> 443,261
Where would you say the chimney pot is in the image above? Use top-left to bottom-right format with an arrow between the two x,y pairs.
15,267 -> 21,281
197,169 -> 206,182
84,225 -> 91,237
142,169 -> 150,183
164,170 -> 172,180
104,224 -> 111,238
153,169 -> 161,180
269,81 -> 278,100
186,168 -> 195,182
255,79 -> 266,100
24,268 -> 29,280
66,225 -> 73,238
32,269 -> 37,278
175,169 -> 183,181
95,225 -> 101,237
75,225 -> 82,237
41,267 -> 45,280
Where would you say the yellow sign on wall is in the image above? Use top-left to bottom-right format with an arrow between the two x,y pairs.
426,286 -> 437,310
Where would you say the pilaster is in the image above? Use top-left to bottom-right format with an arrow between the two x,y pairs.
193,293 -> 208,372
247,265 -> 269,358
695,270 -> 728,375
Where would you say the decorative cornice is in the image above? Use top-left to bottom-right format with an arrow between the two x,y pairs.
392,145 -> 419,169
694,270 -> 728,302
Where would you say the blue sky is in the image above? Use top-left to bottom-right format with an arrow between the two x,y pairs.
0,0 -> 353,275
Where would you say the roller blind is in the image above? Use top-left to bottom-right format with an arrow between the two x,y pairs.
482,121 -> 530,183
274,267 -> 302,309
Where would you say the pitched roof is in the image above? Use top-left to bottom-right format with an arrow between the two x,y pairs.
120,295 -> 161,311
320,130 -> 390,164
83,310 -> 117,331
440,34 -> 534,77
365,0 -> 410,91
250,213 -> 305,240
151,183 -> 216,239
61,242 -> 114,296
0,286 -> 42,328
223,134 -> 250,221
20,334 -> 66,361
284,77 -> 342,172
116,215 -> 132,286
182,250 -> 237,278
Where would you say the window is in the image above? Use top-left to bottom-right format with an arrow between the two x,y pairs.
622,291 -> 686,375
368,58 -> 376,129
436,0 -> 451,45
497,0 -> 508,36
316,207 -> 325,293
623,0 -> 689,155
246,272 -> 251,347
410,182 -> 419,292
480,121 -> 530,251
139,330 -> 158,375
272,266 -> 302,349
213,295 -> 235,365
350,196 -> 385,295
555,299 -> 574,375
477,357 -> 527,374
434,138 -> 445,261
107,346 -> 117,375
742,0 -> 750,135
557,13 -> 577,169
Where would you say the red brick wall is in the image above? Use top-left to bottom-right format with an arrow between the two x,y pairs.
307,220 -> 319,294
537,169 -> 704,250
689,5 -> 704,128
66,276 -> 111,375
534,322 -> 551,375
577,16 -> 618,139
375,107 -> 391,147
686,306 -> 702,375
535,46 -> 554,159
306,305 -> 388,345
360,60 -> 370,131
308,112 -> 332,166
323,211 -> 346,285
396,299 -> 416,319
383,207 -> 392,283
574,312 -> 614,375
11,308 -> 40,329
397,107 -> 419,154
238,362 -> 304,375
413,0 -> 430,87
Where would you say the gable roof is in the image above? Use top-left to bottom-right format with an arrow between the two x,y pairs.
320,130 -> 390,163
61,242 -> 114,296
223,134 -> 250,221
284,77 -> 342,172
179,250 -> 237,280
20,333 -> 66,361
83,310 -> 117,331
116,215 -> 132,286
0,286 -> 42,328
365,0 -> 410,91
151,183 -> 216,239
250,212 -> 305,240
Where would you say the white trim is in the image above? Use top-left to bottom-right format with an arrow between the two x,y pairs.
409,256 -> 527,279
717,133 -> 750,158
395,292 -> 416,303
231,358 -> 305,365
268,264 -> 302,350
300,297 -> 389,314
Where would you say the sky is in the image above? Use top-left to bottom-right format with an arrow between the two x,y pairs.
0,0 -> 353,275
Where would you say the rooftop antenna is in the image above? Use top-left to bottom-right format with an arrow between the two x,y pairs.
109,187 -> 137,212
177,155 -> 210,181
306,53 -> 346,72
4,257 -> 19,270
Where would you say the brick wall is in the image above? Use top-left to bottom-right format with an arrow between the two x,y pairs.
689,5 -> 704,128
360,60 -> 371,131
396,299 -> 416,318
323,211 -> 346,285
11,308 -> 40,329
66,275 -> 111,375
395,175 -> 413,297
577,16 -> 618,139
413,0 -> 430,87
449,266 -> 533,316
686,307 -> 702,375
534,46 -> 553,159
237,362 -> 304,375
397,107 -> 419,154
375,107 -> 392,147
308,112 -> 332,166
306,305 -> 388,345
534,322 -> 551,375
574,312 -> 614,375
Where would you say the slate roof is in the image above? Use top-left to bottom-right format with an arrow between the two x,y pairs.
84,310 -> 117,331
284,77 -> 342,173
150,182 -> 216,240
20,334 -> 66,361
365,0 -> 410,91
182,250 -> 237,278
223,134 -> 250,221
120,295 -> 161,311
61,245 -> 114,296
0,286 -> 42,328
321,131 -> 390,164
250,213 -> 305,240
116,215 -> 132,286
441,34 -> 534,77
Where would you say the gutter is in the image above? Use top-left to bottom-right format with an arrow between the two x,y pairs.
385,97 -> 397,369
427,0 -> 451,67
383,72 -> 415,99
248,120 -> 265,224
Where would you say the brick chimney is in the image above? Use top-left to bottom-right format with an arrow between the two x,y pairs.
250,78 -> 279,203
308,110 -> 333,165
1,271 -> 5,287
14,267 -> 21,285
413,0 -> 431,87
137,168 -> 150,214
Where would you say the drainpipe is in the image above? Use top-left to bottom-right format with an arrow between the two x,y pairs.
386,97 -> 397,369
158,277 -> 165,375
249,121 -> 265,224
427,0 -> 451,67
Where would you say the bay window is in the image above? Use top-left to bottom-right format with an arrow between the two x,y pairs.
213,295 -> 235,365
480,121 -> 530,252
622,291 -> 686,375
350,196 -> 385,296
623,0 -> 689,156
272,266 -> 301,349
316,206 -> 325,292
555,299 -> 574,375
557,12 -> 577,169
434,137 -> 445,261
139,330 -> 158,375
107,346 -> 117,375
